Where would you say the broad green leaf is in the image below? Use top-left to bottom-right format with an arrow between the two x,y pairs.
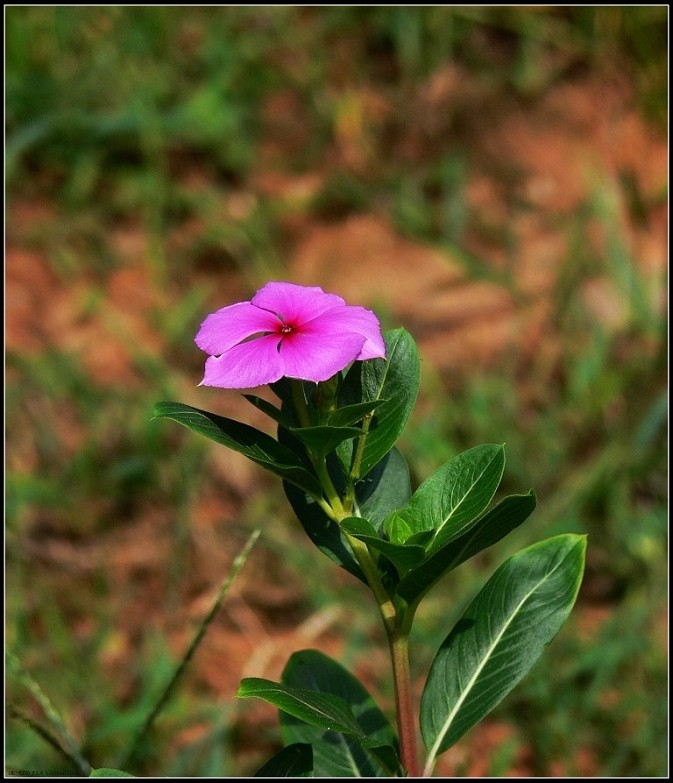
356,448 -> 412,531
153,401 -> 322,498
328,399 -> 387,428
238,678 -> 366,740
341,517 -> 426,578
243,394 -> 295,429
338,329 -> 420,478
254,744 -> 313,777
89,770 -> 134,778
400,444 -> 505,551
421,534 -> 587,770
290,425 -> 364,459
359,742 -> 404,778
272,735 -> 391,779
281,650 -> 400,777
396,491 -> 536,604
282,653 -> 397,744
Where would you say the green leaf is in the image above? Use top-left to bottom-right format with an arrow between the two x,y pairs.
89,770 -> 135,778
269,377 -> 300,408
356,447 -> 412,531
338,329 -> 420,478
400,444 -> 505,551
238,678 -> 366,740
328,399 -> 387,428
254,744 -> 313,777
283,479 -> 365,583
360,742 -> 404,778
281,447 -> 411,583
396,491 -> 537,604
281,650 -> 400,777
290,425 -> 364,459
341,517 -> 426,578
153,401 -> 322,497
243,394 -> 295,429
404,530 -> 435,548
384,512 -> 414,545
421,534 -> 587,770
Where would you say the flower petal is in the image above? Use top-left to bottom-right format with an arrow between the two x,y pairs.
303,305 -> 386,361
200,335 -> 285,388
278,330 -> 367,383
251,281 -> 346,324
195,301 -> 280,356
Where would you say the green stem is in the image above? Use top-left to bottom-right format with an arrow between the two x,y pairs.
315,458 -> 346,519
288,380 -> 350,519
351,411 -> 373,481
344,533 -> 396,633
343,534 -> 419,777
290,380 -> 312,428
344,411 -> 374,508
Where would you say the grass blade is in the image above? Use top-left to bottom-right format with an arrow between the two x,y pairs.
6,653 -> 92,775
121,529 -> 261,769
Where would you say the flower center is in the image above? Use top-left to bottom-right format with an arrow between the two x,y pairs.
279,324 -> 295,335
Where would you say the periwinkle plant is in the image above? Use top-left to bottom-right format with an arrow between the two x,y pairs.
154,282 -> 586,777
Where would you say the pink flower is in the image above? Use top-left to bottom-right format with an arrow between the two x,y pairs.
195,282 -> 386,389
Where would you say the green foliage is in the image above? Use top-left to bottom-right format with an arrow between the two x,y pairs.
420,535 -> 586,768
342,517 -> 427,579
156,319 -> 573,776
238,674 -> 401,775
238,678 -> 369,739
6,5 -> 666,778
357,448 -> 412,530
396,491 -> 537,606
254,744 -> 313,777
153,401 -> 324,498
396,444 -> 506,550
338,329 -> 421,478
278,650 -> 400,777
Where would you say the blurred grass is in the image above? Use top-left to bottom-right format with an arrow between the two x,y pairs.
5,6 -> 667,778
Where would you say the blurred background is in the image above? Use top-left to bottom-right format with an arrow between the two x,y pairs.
5,6 -> 668,777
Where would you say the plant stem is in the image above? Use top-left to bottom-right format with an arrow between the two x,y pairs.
344,533 -> 396,633
388,630 -> 420,777
315,458 -> 347,519
344,410 -> 374,508
291,381 -> 420,775
290,380 -> 312,428
344,535 -> 420,777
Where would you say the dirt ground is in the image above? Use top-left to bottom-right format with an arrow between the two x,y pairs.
6,63 -> 667,776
